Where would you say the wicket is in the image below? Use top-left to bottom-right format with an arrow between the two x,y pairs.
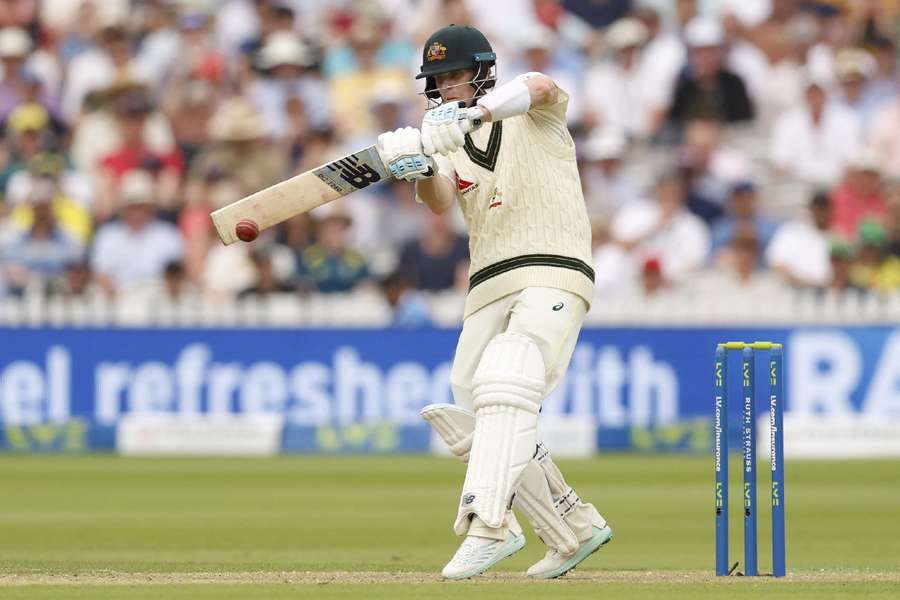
714,341 -> 786,577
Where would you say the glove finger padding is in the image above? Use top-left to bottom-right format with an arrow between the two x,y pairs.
400,126 -> 420,149
448,120 -> 466,148
438,124 -> 458,155
421,127 -> 436,156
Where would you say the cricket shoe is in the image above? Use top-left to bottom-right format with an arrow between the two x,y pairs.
441,532 -> 526,580
526,524 -> 614,579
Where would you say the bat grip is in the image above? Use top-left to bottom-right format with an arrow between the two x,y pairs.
465,106 -> 486,131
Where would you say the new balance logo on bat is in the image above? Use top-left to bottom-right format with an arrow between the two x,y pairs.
326,156 -> 382,190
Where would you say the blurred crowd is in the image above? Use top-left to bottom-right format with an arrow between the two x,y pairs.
0,0 -> 898,326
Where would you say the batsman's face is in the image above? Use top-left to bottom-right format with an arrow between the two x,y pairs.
434,69 -> 477,105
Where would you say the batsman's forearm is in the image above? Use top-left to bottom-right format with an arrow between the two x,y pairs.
416,174 -> 456,214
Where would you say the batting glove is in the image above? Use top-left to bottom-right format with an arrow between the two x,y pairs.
421,103 -> 484,156
376,126 -> 437,182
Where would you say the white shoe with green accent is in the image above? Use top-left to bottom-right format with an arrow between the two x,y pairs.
441,532 -> 526,580
526,525 -> 613,579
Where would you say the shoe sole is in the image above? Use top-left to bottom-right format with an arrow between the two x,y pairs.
529,525 -> 614,580
443,534 -> 526,580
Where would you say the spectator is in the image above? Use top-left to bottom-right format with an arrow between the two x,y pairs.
850,221 -> 900,293
830,152 -> 888,243
513,25 -> 585,129
191,97 -> 287,199
408,0 -> 476,49
164,80 -> 215,172
766,192 -> 834,288
53,1 -> 103,63
580,128 -> 640,222
833,47 -> 877,122
726,12 -> 810,133
239,247 -> 297,298
168,11 -> 226,90
886,181 -> 900,257
665,16 -> 754,131
678,118 -> 751,224
247,32 -> 330,139
0,102 -> 55,195
379,178 -> 428,255
5,151 -> 94,235
868,96 -> 900,179
380,269 -> 432,328
365,81 -> 412,145
161,260 -> 196,301
583,18 -> 655,138
50,260 -> 95,297
5,171 -> 91,246
61,25 -> 151,123
132,1 -> 182,93
639,256 -> 666,297
178,170 -> 236,285
859,36 -> 898,120
397,210 -> 469,292
592,216 -> 633,296
278,212 -> 315,256
609,171 -> 711,284
68,80 -> 179,181
770,76 -> 862,186
2,178 -> 82,294
0,27 -> 56,120
96,89 -> 184,219
828,243 -> 860,292
324,6 -> 414,78
327,18 -> 411,140
298,209 -> 370,294
632,6 -> 685,125
711,181 -> 778,260
555,0 -> 631,29
90,170 -> 184,296
712,224 -> 778,289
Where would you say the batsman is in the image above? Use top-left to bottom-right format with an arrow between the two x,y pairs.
376,25 -> 612,579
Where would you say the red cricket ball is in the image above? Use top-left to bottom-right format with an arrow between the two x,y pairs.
235,219 -> 259,242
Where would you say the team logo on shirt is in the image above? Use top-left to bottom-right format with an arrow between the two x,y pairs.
456,175 -> 479,195
426,42 -> 447,62
489,187 -> 503,209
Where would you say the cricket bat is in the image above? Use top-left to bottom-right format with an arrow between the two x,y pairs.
210,146 -> 390,244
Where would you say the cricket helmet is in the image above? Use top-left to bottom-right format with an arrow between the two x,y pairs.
416,24 -> 496,101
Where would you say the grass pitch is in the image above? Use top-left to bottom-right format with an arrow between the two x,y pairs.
1,454 -> 898,598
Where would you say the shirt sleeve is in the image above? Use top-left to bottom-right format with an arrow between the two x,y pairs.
520,74 -> 572,148
520,72 -> 569,123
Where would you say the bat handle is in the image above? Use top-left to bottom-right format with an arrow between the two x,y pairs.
466,106 -> 486,131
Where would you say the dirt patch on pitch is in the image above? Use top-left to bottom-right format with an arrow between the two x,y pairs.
1,570 -> 899,586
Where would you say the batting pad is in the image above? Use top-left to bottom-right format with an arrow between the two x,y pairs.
454,333 -> 545,535
516,446 -> 581,554
422,403 -> 589,552
420,403 -> 475,461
